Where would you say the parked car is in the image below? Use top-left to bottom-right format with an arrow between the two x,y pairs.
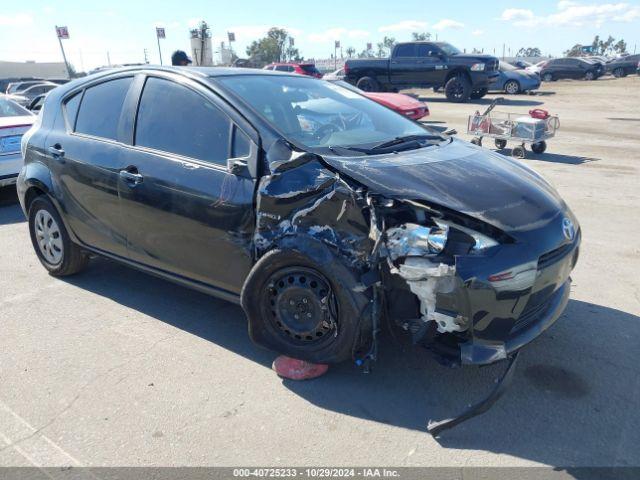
0,96 -> 35,188
606,54 -> 640,77
540,57 -> 601,81
344,41 -> 499,102
18,65 -> 581,399
508,60 -> 532,69
323,68 -> 345,81
329,80 -> 429,119
525,60 -> 548,75
494,61 -> 541,94
27,93 -> 48,112
263,62 -> 323,78
5,79 -> 46,94
8,83 -> 58,106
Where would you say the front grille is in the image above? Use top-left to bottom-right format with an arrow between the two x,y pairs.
538,230 -> 580,270
511,284 -> 556,334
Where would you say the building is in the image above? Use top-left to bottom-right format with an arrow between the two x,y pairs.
0,61 -> 68,79
190,28 -> 213,66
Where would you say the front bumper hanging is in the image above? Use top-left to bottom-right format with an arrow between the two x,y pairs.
427,351 -> 520,436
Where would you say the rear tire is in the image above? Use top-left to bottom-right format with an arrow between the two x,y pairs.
542,73 -> 553,82
531,141 -> 547,154
444,75 -> 471,102
512,145 -> 526,159
28,196 -> 88,276
356,76 -> 380,92
495,139 -> 507,149
584,70 -> 595,81
504,80 -> 520,94
613,67 -> 625,78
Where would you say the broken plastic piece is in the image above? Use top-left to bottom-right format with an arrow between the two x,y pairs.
427,351 -> 520,436
272,355 -> 329,380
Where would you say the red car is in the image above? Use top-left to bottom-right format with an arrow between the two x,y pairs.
362,91 -> 429,120
263,62 -> 323,78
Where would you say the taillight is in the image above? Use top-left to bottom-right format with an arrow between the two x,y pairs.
344,63 -> 350,75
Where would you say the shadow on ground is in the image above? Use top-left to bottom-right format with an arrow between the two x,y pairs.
60,257 -> 639,468
0,187 -> 24,225
417,96 -> 544,107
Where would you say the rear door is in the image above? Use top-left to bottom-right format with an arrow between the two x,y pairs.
389,44 -> 417,86
117,73 -> 257,295
45,75 -> 135,257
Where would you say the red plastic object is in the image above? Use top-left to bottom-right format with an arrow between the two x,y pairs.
272,355 -> 329,380
529,108 -> 550,119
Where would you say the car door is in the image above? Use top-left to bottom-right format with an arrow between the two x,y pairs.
415,44 -> 445,85
44,75 -> 135,257
389,44 -> 417,86
571,59 -> 586,78
117,74 -> 257,295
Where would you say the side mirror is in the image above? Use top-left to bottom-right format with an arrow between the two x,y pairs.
227,157 -> 250,177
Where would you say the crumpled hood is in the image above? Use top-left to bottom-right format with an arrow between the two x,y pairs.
322,139 -> 567,234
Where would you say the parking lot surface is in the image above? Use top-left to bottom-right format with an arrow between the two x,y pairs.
1,76 -> 639,467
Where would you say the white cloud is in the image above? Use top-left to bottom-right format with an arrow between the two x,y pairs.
472,29 -> 484,36
378,20 -> 428,33
0,13 -> 33,27
306,28 -> 369,43
432,19 -> 465,30
500,2 -> 640,28
226,25 -> 302,40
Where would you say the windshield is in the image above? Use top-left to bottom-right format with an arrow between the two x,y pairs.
500,61 -> 518,71
438,43 -> 461,56
0,97 -> 31,117
217,74 -> 437,153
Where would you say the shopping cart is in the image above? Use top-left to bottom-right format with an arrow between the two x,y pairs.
467,97 -> 560,159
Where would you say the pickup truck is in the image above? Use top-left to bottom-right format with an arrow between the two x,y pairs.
344,42 -> 500,102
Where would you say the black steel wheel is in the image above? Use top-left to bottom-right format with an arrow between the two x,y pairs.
512,145 -> 526,159
264,267 -> 337,344
495,138 -> 507,149
531,141 -> 547,154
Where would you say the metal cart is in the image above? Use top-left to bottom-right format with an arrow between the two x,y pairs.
467,98 -> 560,159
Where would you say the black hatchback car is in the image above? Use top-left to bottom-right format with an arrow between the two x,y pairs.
18,66 -> 580,369
606,54 -> 640,77
540,57 -> 602,81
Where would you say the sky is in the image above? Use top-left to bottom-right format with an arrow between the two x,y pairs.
1,0 -> 639,71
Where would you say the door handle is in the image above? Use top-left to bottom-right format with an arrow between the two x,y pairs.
48,144 -> 65,159
119,169 -> 144,185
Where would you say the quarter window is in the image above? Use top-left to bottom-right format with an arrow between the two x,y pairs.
64,92 -> 82,129
135,77 -> 231,166
75,77 -> 133,141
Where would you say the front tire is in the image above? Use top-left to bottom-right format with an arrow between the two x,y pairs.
504,80 -> 520,94
585,70 -> 595,81
531,141 -> 547,154
444,75 -> 471,102
28,196 -> 88,276
470,88 -> 488,99
542,73 -> 553,82
241,248 -> 367,364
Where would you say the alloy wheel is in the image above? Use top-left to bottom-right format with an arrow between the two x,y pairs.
34,209 -> 64,265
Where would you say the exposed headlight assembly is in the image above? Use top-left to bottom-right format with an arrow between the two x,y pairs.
470,63 -> 486,71
434,219 -> 498,254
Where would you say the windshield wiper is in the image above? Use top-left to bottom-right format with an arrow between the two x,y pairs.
369,134 -> 443,151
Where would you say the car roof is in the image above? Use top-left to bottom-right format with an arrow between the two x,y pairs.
86,65 -> 302,78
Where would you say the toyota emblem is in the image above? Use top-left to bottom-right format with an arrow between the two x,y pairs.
562,217 -> 575,241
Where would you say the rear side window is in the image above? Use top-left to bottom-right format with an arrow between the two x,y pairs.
394,44 -> 416,57
135,77 -> 231,166
300,64 -> 320,75
275,65 -> 290,72
75,77 -> 132,141
64,92 -> 82,128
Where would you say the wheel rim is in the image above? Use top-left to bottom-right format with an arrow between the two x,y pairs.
265,267 -> 337,344
505,81 -> 518,94
586,72 -> 593,80
34,210 -> 63,265
543,74 -> 552,81
359,80 -> 373,92
449,80 -> 464,99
